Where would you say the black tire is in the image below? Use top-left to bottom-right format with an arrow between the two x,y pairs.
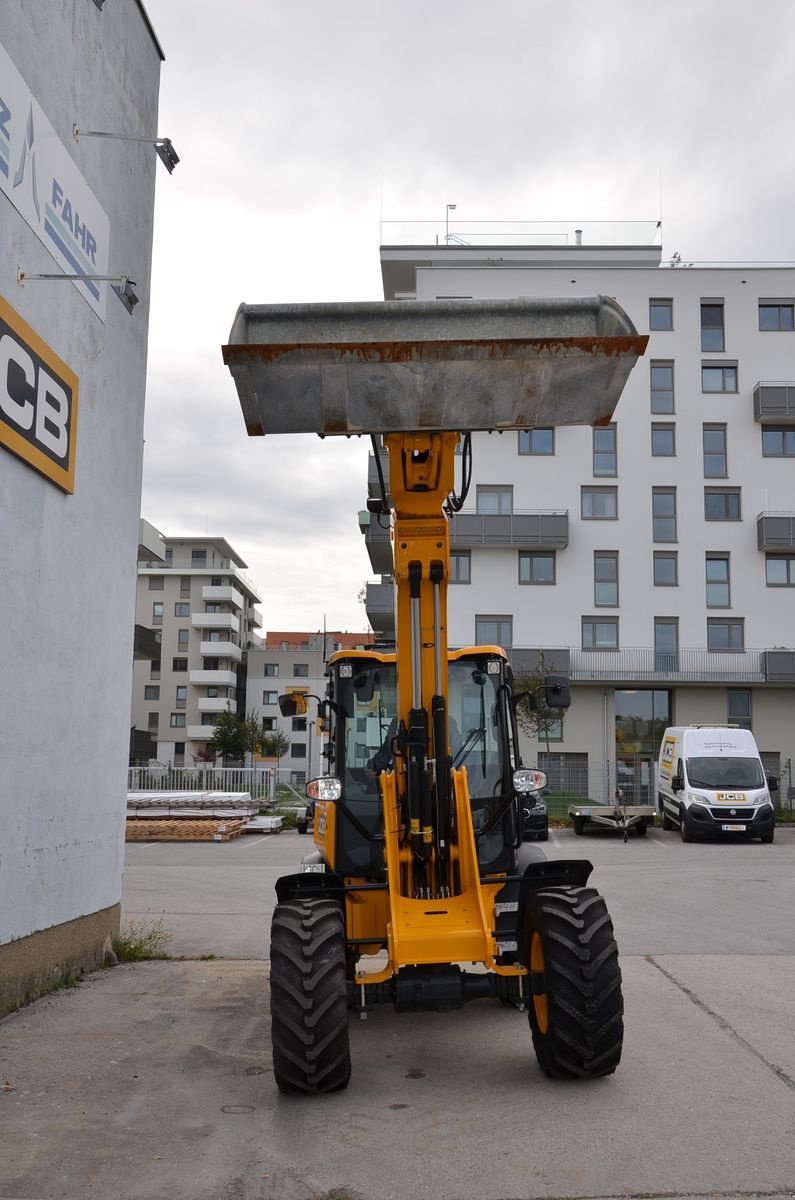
679,809 -> 693,843
537,829 -> 549,842
269,898 -> 351,1094
572,816 -> 585,836
659,795 -> 675,831
525,886 -> 623,1079
761,830 -> 775,844
635,821 -> 647,837
296,820 -> 308,835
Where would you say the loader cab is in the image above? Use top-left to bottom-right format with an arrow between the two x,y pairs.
322,648 -> 522,878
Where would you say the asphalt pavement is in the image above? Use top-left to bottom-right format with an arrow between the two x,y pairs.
1,826 -> 794,1200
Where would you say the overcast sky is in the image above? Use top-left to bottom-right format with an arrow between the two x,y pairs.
140,0 -> 795,633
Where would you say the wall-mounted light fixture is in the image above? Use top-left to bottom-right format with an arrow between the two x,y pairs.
73,125 -> 180,174
17,269 -> 140,314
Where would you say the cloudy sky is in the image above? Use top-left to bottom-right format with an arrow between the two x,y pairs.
140,0 -> 794,633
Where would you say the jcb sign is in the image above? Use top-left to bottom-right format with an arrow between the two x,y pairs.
0,297 -> 78,493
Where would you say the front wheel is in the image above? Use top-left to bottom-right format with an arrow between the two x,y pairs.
679,809 -> 693,843
761,830 -> 775,844
525,886 -> 623,1079
269,898 -> 351,1094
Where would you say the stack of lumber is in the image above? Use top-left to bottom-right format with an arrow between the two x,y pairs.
125,817 -> 246,842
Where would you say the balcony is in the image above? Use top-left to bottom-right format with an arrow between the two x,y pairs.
248,609 -> 263,628
198,697 -> 234,713
365,578 -> 395,641
569,646 -> 766,684
753,382 -> 795,424
191,612 -> 240,633
189,669 -> 238,688
187,725 -> 218,741
199,639 -> 242,662
361,509 -> 393,573
757,512 -> 795,550
202,584 -> 244,609
450,510 -> 569,549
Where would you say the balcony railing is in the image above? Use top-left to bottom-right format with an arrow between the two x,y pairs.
757,511 -> 795,550
753,382 -> 795,424
450,510 -> 569,549
568,646 -> 769,683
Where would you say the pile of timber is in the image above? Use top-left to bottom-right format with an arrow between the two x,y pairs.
125,817 -> 247,843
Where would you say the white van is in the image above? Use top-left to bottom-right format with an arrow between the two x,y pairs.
657,725 -> 777,843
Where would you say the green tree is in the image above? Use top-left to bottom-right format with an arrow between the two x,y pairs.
261,729 -> 290,764
513,652 -> 568,758
209,705 -> 246,765
242,709 -> 266,766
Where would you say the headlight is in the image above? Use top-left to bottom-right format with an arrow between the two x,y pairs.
306,776 -> 342,801
687,792 -> 707,806
753,793 -> 772,806
525,803 -> 547,816
514,768 -> 548,794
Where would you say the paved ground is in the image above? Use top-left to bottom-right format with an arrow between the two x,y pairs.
1,827 -> 794,1200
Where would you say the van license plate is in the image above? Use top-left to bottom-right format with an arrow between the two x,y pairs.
721,824 -> 746,832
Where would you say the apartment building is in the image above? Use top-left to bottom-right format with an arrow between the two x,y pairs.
246,630 -> 372,783
132,533 -> 263,765
363,221 -> 795,803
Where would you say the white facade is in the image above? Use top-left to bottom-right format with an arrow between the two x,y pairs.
368,231 -> 795,802
0,2 -> 164,1006
132,535 -> 263,765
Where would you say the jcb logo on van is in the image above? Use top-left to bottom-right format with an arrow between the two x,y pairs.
660,737 -> 675,772
0,296 -> 78,492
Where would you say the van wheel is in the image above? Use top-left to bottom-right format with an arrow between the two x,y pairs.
761,830 -> 775,844
659,795 -> 675,831
525,886 -> 623,1079
679,810 -> 693,843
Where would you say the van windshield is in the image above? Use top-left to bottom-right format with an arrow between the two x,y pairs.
685,757 -> 765,790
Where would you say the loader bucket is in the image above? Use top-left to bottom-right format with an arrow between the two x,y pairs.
222,296 -> 647,437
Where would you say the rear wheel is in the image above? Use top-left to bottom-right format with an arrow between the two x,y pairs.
659,795 -> 675,831
635,821 -> 647,837
525,886 -> 623,1079
269,898 -> 351,1094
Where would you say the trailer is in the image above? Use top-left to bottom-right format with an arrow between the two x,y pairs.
569,800 -> 656,838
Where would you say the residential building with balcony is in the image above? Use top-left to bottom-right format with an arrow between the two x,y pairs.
245,630 -> 372,784
362,221 -> 795,803
131,532 -> 263,764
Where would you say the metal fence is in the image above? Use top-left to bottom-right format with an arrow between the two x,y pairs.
127,764 -> 275,801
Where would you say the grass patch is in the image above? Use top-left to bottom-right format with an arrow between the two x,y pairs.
113,918 -> 172,962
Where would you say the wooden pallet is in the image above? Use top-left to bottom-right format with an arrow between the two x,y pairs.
125,818 -> 246,842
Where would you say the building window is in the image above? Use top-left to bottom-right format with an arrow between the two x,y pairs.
203,657 -> 219,670
653,551 -> 678,586
593,425 -> 617,476
147,712 -> 159,732
263,663 -> 279,677
263,690 -> 278,705
151,602 -> 163,625
200,713 -> 216,726
205,604 -> 222,613
164,549 -> 173,564
518,428 -> 554,455
649,299 -> 673,331
211,576 -> 225,586
727,689 -> 752,730
173,741 -> 185,767
759,302 -> 794,331
293,663 -> 309,677
177,628 -> 190,647
582,618 -> 619,651
191,549 -> 207,566
519,552 -> 555,584
148,576 -> 164,591
150,659 -> 161,679
581,486 -> 618,519
650,361 -> 674,413
144,685 -> 159,701
170,713 -> 186,728
172,657 -> 188,672
290,770 -> 307,787
702,364 -> 737,393
707,618 -> 744,651
703,425 -> 727,477
174,602 -> 190,617
761,428 -> 795,457
706,554 -> 730,607
292,717 -> 307,732
765,555 -> 795,585
700,302 -> 725,352
261,717 -> 276,731
450,550 -> 471,584
290,743 -> 307,759
704,488 -> 741,521
594,552 -> 618,606
654,618 -> 679,670
180,576 -> 191,598
476,486 -> 513,515
651,423 -> 675,456
175,684 -> 187,707
652,488 -> 677,542
475,616 -> 513,647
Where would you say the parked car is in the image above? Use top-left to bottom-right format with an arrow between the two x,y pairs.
522,789 -> 549,841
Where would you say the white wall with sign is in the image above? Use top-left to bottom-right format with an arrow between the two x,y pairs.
0,3 -> 163,984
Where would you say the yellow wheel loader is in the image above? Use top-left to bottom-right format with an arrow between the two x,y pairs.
223,296 -> 647,1092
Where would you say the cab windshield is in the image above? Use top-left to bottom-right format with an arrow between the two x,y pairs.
685,756 -> 765,790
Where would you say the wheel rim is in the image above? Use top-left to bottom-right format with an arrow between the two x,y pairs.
530,931 -> 549,1033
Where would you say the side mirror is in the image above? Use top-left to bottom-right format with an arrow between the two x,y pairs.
279,692 -> 308,717
672,773 -> 683,793
544,675 -> 571,710
768,775 -> 778,792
